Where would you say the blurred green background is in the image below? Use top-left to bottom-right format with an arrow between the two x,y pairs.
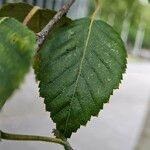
89,0 -> 150,49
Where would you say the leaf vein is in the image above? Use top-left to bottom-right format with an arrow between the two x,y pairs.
85,57 -> 105,86
92,50 -> 113,74
81,73 -> 99,107
46,61 -> 78,86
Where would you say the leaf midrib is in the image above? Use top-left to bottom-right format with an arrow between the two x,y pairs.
64,18 -> 96,134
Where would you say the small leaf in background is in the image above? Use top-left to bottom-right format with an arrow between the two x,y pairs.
0,17 -> 36,109
36,18 -> 127,138
0,3 -> 32,23
0,3 -> 71,33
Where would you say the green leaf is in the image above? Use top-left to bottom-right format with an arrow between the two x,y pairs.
0,17 -> 36,109
0,2 -> 71,81
36,18 -> 127,138
0,3 -> 32,24
0,3 -> 71,33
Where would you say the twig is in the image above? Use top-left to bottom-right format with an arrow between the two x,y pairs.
36,0 -> 75,51
0,130 -> 73,149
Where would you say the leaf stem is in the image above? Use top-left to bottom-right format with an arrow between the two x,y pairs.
36,0 -> 76,51
91,0 -> 100,20
23,6 -> 40,25
0,130 -> 73,149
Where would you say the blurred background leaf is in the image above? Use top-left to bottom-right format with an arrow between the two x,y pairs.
0,17 -> 36,109
0,3 -> 71,33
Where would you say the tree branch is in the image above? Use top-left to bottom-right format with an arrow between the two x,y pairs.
0,130 -> 73,150
36,0 -> 76,51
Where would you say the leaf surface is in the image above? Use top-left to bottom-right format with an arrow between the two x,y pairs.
0,17 -> 36,109
0,3 -> 71,33
36,18 -> 127,138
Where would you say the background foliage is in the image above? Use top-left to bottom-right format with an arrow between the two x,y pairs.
89,0 -> 150,49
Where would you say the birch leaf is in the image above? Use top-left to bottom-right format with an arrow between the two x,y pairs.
0,17 -> 36,109
36,18 -> 127,138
